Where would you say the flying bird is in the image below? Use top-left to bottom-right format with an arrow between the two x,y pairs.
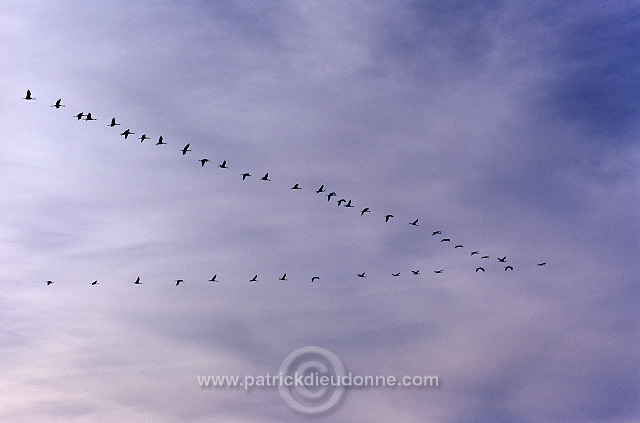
384,214 -> 394,222
475,267 -> 485,272
337,199 -> 346,206
434,270 -> 444,274
278,273 -> 287,281
74,112 -> 85,120
91,280 -> 99,285
199,158 -> 210,167
219,160 -> 228,169
108,117 -> 120,127
440,238 -> 451,242
181,144 -> 191,155
51,99 -> 65,108
291,183 -> 301,190
261,173 -> 270,181
316,185 -> 325,193
410,219 -> 419,226
311,276 -> 319,283
175,279 -> 184,286
241,173 -> 251,180
360,208 -> 370,215
209,275 -> 217,282
120,129 -> 134,139
133,277 -> 141,284
84,113 -> 96,121
139,134 -> 149,142
504,266 -> 514,271
432,231 -> 441,236
537,262 -> 547,266
345,199 -> 354,208
250,275 -> 258,282
455,245 -> 464,248
156,136 -> 166,145
23,90 -> 35,100
497,257 -> 507,262
46,280 -> 54,285
411,270 -> 420,275
392,272 -> 401,277
327,192 -> 336,201
471,251 -> 480,256
481,256 -> 489,259
357,272 -> 366,278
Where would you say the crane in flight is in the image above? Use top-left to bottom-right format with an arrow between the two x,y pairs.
23,90 -> 35,100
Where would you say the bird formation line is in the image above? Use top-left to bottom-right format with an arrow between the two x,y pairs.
21,90 -> 548,285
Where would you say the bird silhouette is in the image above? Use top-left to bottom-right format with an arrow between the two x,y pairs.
74,112 -> 85,120
120,129 -> 134,139
432,231 -> 441,236
471,251 -> 480,256
537,262 -> 547,266
23,90 -> 35,100
392,272 -> 401,277
497,257 -> 507,262
139,134 -> 149,142
434,270 -> 444,274
108,117 -> 120,127
261,173 -> 270,181
455,245 -> 464,248
337,199 -> 346,206
175,279 -> 184,286
481,256 -> 489,259
91,280 -> 98,285
278,273 -> 287,281
327,192 -> 336,201
475,267 -> 485,272
84,113 -> 96,121
241,173 -> 251,180
360,208 -> 370,215
311,276 -> 319,282
357,272 -> 366,278
345,199 -> 354,208
209,275 -> 217,282
51,99 -> 65,109
411,270 -> 420,275
134,277 -> 142,284
441,238 -> 451,242
156,136 -> 166,145
291,183 -> 301,190
410,219 -> 419,226
181,144 -> 191,155
199,159 -> 210,167
250,275 -> 258,282
504,266 -> 514,271
316,185 -> 325,193
46,280 -> 54,285
384,214 -> 394,222
219,160 -> 228,169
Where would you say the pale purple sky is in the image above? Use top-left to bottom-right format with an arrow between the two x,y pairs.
1,1 -> 639,422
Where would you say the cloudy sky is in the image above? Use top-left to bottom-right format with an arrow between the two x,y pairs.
1,1 -> 639,421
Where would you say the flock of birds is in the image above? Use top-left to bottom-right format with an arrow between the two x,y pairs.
21,90 -> 547,286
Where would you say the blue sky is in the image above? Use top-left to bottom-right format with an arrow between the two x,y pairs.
1,1 -> 639,422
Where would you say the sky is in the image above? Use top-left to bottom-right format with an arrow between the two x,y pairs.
1,1 -> 639,422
